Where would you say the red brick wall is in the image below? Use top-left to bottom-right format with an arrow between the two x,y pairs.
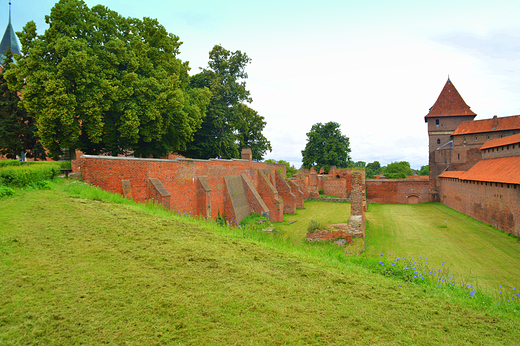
366,179 -> 431,204
306,230 -> 349,241
275,171 -> 297,214
322,179 -> 347,198
439,178 -> 520,236
287,180 -> 305,209
73,156 -> 287,222
290,177 -> 312,200
482,143 -> 520,160
256,171 -> 284,222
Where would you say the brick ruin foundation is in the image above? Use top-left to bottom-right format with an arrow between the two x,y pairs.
305,171 -> 367,243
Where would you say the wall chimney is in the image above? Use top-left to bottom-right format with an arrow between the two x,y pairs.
492,115 -> 498,129
241,148 -> 252,162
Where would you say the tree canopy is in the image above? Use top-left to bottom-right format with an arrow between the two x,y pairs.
365,161 -> 382,178
181,45 -> 271,160
382,161 -> 413,179
5,0 -> 210,159
264,159 -> 297,178
419,165 -> 429,176
0,49 -> 46,160
301,121 -> 350,171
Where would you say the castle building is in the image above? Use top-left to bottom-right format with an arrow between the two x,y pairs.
424,78 -> 476,196
426,78 -> 520,235
426,78 -> 520,198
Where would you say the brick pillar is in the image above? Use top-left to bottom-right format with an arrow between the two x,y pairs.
350,171 -> 363,216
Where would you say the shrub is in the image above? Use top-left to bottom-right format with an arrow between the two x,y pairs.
307,220 -> 325,233
0,185 -> 15,197
28,180 -> 53,190
0,163 -> 62,187
216,210 -> 226,226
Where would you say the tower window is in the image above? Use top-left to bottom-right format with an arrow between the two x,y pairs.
435,119 -> 439,125
437,139 -> 441,145
458,153 -> 460,160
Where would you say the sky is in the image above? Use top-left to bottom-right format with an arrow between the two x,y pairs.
4,0 -> 520,169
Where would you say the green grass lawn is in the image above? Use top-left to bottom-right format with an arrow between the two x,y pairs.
276,200 -> 351,241
365,203 -> 520,294
1,184 -> 520,344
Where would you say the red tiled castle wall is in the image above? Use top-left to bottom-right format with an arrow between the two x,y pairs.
366,179 -> 431,204
439,178 -> 520,236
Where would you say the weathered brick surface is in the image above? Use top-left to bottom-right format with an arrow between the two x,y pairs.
275,171 -> 297,214
366,179 -> 431,204
196,177 -> 211,218
291,168 -> 359,199
322,179 -> 347,198
482,143 -> 520,160
256,171 -> 284,222
74,155 -> 287,222
287,180 -> 305,209
350,171 -> 364,215
241,174 -> 270,217
306,229 -> 349,241
439,178 -> 520,236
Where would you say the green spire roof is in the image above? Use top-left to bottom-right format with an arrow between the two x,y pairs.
0,2 -> 20,65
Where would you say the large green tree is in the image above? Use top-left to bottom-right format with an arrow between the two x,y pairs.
181,45 -> 271,160
301,121 -> 350,170
382,161 -> 413,179
419,165 -> 429,176
5,0 -> 210,159
365,161 -> 382,178
0,49 -> 46,160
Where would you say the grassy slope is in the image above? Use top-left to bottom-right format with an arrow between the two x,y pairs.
366,203 -> 520,294
1,189 -> 519,344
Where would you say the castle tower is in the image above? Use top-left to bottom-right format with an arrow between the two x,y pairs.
425,78 -> 476,197
0,1 -> 20,65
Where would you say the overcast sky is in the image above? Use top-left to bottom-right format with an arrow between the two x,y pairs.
6,0 -> 520,169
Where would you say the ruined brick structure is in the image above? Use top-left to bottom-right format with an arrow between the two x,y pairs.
72,149 -> 304,223
305,170 -> 367,242
291,166 -> 357,199
425,79 -> 520,235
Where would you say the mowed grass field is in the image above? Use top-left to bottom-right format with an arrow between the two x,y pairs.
365,203 -> 520,294
276,200 -> 351,242
1,184 -> 520,344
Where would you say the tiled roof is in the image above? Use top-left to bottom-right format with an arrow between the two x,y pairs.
452,114 -> 520,136
438,171 -> 466,179
480,133 -> 520,150
439,156 -> 520,184
425,79 -> 476,119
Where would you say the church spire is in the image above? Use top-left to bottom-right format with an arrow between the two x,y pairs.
0,0 -> 20,65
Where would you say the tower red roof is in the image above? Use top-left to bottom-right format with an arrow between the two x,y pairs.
425,79 -> 476,121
